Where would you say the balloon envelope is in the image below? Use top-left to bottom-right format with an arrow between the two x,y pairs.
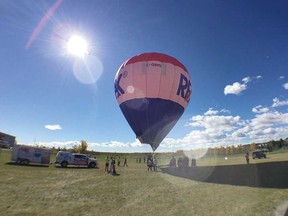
114,52 -> 192,151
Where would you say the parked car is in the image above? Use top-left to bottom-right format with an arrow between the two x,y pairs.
55,151 -> 98,168
252,150 -> 267,159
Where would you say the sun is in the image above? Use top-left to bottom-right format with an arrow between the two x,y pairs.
66,35 -> 88,57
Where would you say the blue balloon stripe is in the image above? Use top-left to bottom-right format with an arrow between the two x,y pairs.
119,98 -> 184,151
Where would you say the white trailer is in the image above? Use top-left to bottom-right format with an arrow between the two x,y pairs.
11,144 -> 51,165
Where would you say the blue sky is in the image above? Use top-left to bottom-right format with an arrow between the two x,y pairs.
0,0 -> 288,152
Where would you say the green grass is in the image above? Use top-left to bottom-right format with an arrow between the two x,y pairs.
0,149 -> 288,216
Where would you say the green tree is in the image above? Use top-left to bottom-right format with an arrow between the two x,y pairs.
237,144 -> 244,154
219,146 -> 225,155
249,143 -> 256,152
226,146 -> 231,155
231,145 -> 235,155
80,140 -> 88,154
206,148 -> 212,156
212,148 -> 218,156
72,144 -> 79,153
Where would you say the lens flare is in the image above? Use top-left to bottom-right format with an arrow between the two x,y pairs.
73,55 -> 103,85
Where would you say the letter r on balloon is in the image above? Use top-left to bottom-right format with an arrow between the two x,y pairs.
177,74 -> 192,102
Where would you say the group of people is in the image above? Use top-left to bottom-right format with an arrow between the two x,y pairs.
169,156 -> 196,168
136,157 -> 146,163
105,156 -> 128,176
146,155 -> 157,171
103,152 -> 254,176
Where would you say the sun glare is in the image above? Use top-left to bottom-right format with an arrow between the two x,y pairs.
67,35 -> 88,57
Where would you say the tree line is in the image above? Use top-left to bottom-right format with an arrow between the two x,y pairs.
176,138 -> 288,157
40,138 -> 288,157
52,140 -> 88,154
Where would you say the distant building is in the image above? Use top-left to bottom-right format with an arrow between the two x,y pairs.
0,132 -> 16,148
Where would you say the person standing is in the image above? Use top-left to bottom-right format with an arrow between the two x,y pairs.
169,156 -> 176,168
123,157 -> 128,167
110,157 -> 117,175
152,156 -> 157,171
147,156 -> 153,171
191,158 -> 196,167
245,152 -> 250,164
117,157 -> 121,166
177,157 -> 183,168
105,156 -> 109,172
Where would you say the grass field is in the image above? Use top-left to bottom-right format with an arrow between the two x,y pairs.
0,149 -> 288,216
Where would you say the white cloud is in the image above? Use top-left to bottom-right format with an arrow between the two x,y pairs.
231,126 -> 251,138
204,108 -> 230,116
45,125 -> 62,130
178,108 -> 245,149
224,76 -> 262,95
250,111 -> 288,129
248,126 -> 288,142
279,76 -> 285,80
106,141 -> 129,148
242,76 -> 252,83
252,105 -> 270,113
91,139 -> 144,149
272,97 -> 288,107
166,106 -> 288,150
220,109 -> 230,113
224,82 -> 247,95
37,141 -> 78,149
283,82 -> 288,90
256,75 -> 262,79
129,139 -> 143,147
35,139 -> 144,152
161,138 -> 190,149
33,105 -> 288,152
188,114 -> 242,135
204,108 -> 219,116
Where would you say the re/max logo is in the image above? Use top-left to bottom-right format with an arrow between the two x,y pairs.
115,72 -> 191,102
114,73 -> 124,99
176,74 -> 191,102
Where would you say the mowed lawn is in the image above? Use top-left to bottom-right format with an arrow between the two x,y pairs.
1,149 -> 288,216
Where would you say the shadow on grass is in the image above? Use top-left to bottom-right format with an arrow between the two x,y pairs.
161,161 -> 288,189
54,165 -> 99,169
6,162 -> 49,168
6,162 -> 99,169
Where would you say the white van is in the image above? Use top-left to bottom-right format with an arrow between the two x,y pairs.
55,151 -> 98,168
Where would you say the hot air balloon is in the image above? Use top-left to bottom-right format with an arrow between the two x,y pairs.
114,52 -> 192,151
